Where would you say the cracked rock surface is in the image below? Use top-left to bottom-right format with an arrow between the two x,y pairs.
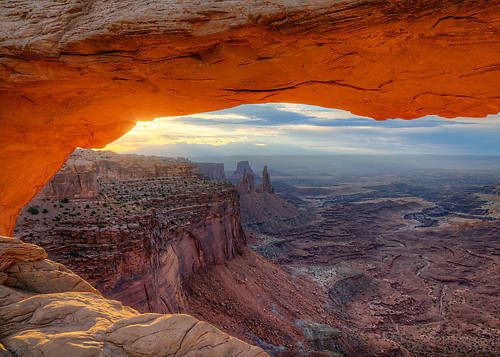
0,237 -> 267,357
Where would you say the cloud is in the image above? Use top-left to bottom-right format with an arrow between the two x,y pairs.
101,104 -> 500,156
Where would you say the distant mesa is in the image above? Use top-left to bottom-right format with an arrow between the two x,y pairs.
195,162 -> 226,182
230,161 -> 259,182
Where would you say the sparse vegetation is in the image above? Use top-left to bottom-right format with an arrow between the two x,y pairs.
27,206 -> 39,215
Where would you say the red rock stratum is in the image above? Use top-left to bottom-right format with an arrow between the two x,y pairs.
1,0 -> 499,235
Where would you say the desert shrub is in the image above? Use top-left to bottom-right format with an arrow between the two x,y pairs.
27,206 -> 39,215
42,208 -> 48,214
69,250 -> 81,258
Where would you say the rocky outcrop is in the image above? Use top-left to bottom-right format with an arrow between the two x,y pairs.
195,163 -> 226,182
235,164 -> 307,234
230,161 -> 258,183
256,166 -> 273,193
0,237 -> 267,356
236,170 -> 255,195
37,157 -> 98,199
0,237 -> 99,296
1,0 -> 499,235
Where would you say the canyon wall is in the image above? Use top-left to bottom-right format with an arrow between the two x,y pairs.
16,151 -> 246,314
1,0 -> 499,235
37,157 -> 99,199
39,149 -> 200,199
19,193 -> 245,314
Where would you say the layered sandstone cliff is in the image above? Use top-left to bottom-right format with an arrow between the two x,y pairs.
16,150 -> 245,315
37,149 -> 200,200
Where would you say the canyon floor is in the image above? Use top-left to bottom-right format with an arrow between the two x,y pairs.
249,168 -> 500,356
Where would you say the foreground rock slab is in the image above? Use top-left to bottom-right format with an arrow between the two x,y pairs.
0,237 -> 267,357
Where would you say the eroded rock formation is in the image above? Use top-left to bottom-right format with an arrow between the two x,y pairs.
230,161 -> 259,183
2,0 -> 498,235
16,150 -> 245,315
33,149 -> 202,199
236,170 -> 255,194
236,163 -> 308,234
37,156 -> 99,199
257,166 -> 273,193
195,162 -> 227,182
0,237 -> 267,356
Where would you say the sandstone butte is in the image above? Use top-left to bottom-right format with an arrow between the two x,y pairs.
1,0 -> 500,237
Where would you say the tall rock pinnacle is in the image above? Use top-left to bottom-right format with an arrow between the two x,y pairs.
261,166 -> 273,193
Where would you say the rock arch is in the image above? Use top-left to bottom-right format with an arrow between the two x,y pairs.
1,0 -> 499,235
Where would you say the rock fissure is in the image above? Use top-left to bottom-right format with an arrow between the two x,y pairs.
173,320 -> 200,356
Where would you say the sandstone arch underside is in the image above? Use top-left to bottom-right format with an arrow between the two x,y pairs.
0,0 -> 499,236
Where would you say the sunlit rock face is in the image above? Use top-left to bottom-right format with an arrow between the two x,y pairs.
1,0 -> 499,235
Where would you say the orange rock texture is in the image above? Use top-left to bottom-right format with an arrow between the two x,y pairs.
1,0 -> 499,235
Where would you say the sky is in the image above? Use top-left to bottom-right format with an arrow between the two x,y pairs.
102,103 -> 500,157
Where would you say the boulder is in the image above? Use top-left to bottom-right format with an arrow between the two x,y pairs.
0,236 -> 267,357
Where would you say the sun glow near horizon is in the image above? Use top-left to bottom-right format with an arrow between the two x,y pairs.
102,104 -> 500,157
